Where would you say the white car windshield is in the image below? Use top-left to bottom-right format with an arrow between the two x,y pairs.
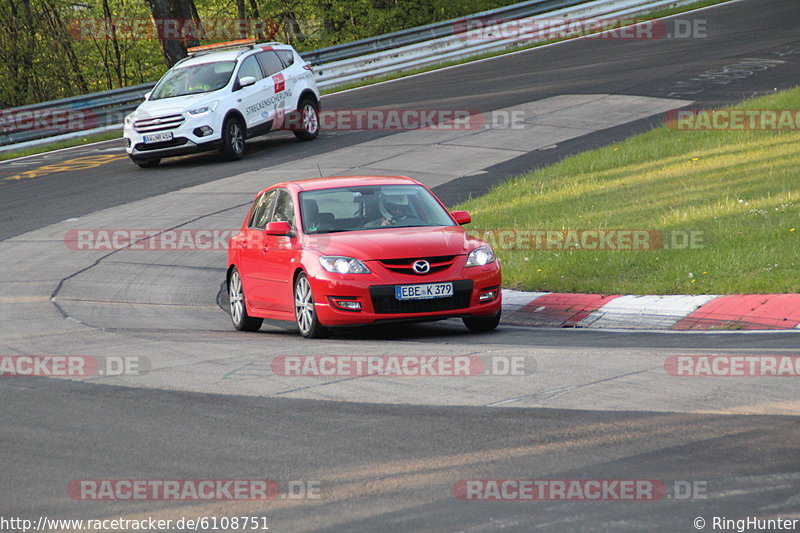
150,61 -> 235,100
300,185 -> 456,235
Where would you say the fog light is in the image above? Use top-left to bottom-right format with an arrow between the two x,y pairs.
479,290 -> 498,302
124,138 -> 131,148
331,298 -> 362,311
193,126 -> 213,137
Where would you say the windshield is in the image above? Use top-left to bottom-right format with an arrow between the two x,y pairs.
299,185 -> 456,235
150,61 -> 235,100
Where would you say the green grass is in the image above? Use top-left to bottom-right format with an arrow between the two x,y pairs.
458,87 -> 800,295
0,130 -> 122,162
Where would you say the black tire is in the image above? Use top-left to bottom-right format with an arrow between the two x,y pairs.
463,311 -> 501,333
133,158 -> 160,168
221,116 -> 246,161
293,273 -> 329,338
228,268 -> 263,331
293,98 -> 319,141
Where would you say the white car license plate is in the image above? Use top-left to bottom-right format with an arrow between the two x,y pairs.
395,282 -> 453,300
143,132 -> 173,144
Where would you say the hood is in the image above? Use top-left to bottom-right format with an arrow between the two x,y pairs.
133,93 -> 211,117
304,226 -> 482,260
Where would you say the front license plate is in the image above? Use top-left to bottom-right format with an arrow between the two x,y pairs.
143,132 -> 173,144
395,282 -> 453,300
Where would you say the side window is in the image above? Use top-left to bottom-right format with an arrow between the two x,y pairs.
277,50 -> 294,68
271,190 -> 295,226
248,190 -> 276,230
256,51 -> 284,77
237,55 -> 263,83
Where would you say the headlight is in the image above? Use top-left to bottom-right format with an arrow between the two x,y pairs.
124,113 -> 134,126
186,101 -> 218,116
319,256 -> 371,274
465,245 -> 496,267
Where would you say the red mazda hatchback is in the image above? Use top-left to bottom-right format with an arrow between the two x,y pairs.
226,176 -> 501,337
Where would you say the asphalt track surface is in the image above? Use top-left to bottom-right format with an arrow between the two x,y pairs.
2,1 -> 800,532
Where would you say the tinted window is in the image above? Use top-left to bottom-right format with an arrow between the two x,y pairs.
237,55 -> 263,82
257,51 -> 284,76
277,50 -> 294,68
248,190 -> 276,230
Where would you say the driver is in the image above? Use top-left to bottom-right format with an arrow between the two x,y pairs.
370,193 -> 413,227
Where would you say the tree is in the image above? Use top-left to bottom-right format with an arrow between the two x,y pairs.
144,0 -> 201,67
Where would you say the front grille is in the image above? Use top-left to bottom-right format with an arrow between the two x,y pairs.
133,137 -> 188,151
370,280 -> 473,314
378,255 -> 458,276
134,114 -> 185,133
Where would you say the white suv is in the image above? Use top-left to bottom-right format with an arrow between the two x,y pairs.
123,40 -> 320,168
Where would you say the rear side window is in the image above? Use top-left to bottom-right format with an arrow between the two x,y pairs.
248,190 -> 276,229
277,50 -> 294,68
256,51 -> 284,76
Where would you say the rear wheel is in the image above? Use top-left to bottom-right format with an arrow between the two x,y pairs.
228,268 -> 263,331
133,158 -> 160,168
293,98 -> 319,141
221,117 -> 246,160
294,273 -> 328,338
463,311 -> 501,333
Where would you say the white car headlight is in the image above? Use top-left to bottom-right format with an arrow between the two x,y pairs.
186,101 -> 218,116
465,245 -> 496,267
124,113 -> 134,126
319,256 -> 371,274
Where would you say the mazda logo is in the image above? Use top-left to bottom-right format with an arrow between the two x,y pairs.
412,260 -> 430,274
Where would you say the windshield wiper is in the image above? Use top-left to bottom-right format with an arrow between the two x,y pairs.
308,229 -> 352,235
387,224 -> 433,229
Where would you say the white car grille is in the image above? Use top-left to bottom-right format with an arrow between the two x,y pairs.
134,114 -> 185,133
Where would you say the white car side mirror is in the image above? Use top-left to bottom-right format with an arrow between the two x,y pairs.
144,91 -> 152,100
239,76 -> 256,88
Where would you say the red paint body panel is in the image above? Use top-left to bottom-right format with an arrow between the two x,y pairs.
228,176 -> 502,327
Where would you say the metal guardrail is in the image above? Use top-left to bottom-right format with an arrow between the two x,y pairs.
302,0 -> 589,65
313,0 -> 697,88
0,0 -> 695,151
0,83 -> 155,147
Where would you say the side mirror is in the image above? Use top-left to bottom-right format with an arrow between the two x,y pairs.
452,210 -> 471,225
265,221 -> 291,236
143,91 -> 152,100
239,76 -> 256,88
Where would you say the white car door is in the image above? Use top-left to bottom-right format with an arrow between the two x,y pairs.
234,54 -> 274,130
256,49 -> 292,128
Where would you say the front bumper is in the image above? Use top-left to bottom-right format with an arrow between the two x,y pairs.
123,113 -> 223,160
306,259 -> 502,327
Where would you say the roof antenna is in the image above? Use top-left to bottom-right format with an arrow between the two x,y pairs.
316,164 -> 323,178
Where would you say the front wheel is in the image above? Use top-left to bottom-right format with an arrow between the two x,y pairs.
228,268 -> 263,331
221,117 -> 246,161
463,311 -> 501,333
294,273 -> 328,338
293,98 -> 319,141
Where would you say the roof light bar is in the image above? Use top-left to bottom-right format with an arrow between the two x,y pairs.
187,39 -> 257,54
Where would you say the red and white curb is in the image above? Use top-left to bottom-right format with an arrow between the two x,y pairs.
501,290 -> 800,331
